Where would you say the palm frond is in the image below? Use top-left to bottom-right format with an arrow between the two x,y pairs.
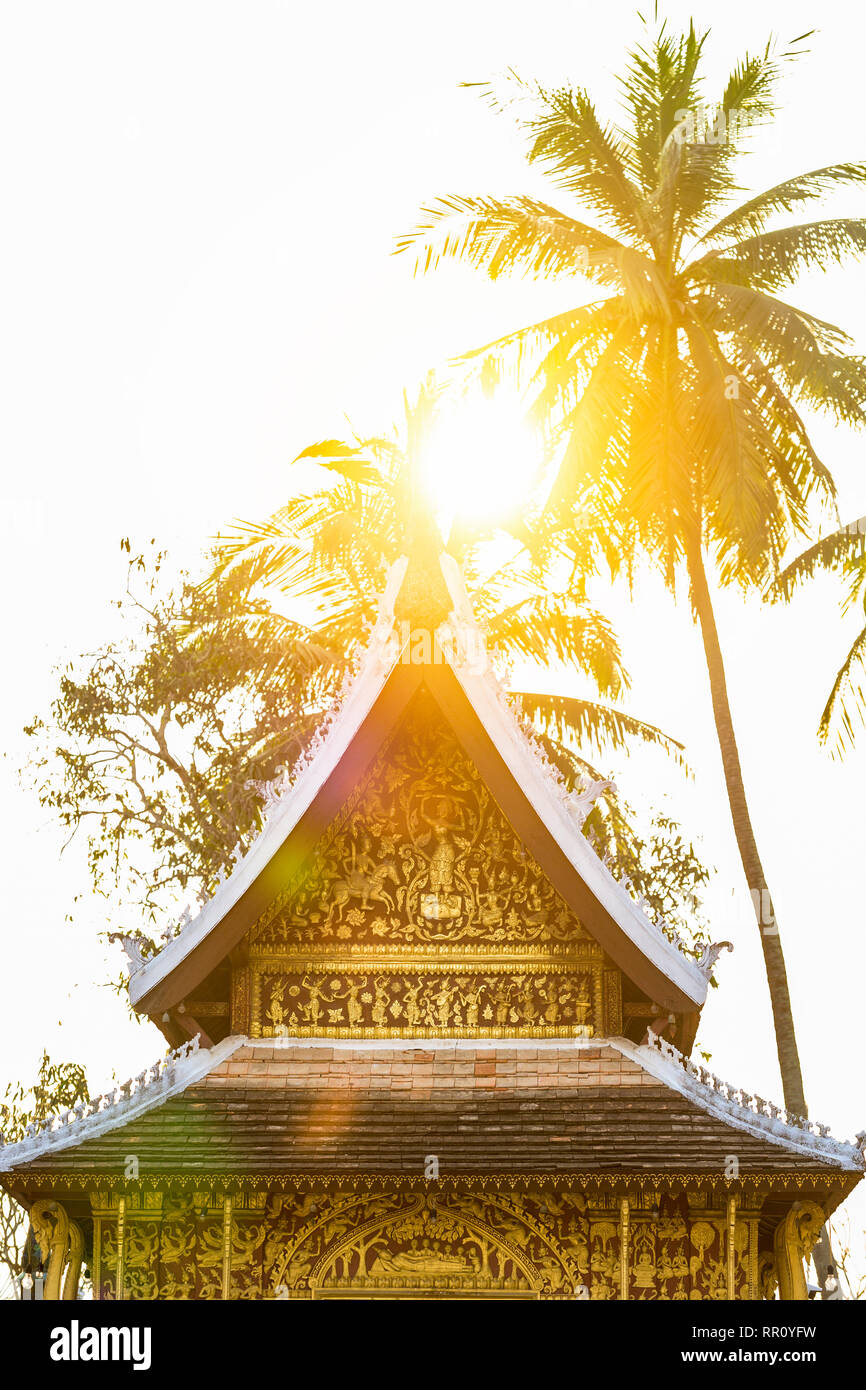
525,86 -> 652,243
772,524 -> 866,602
293,440 -> 387,487
396,193 -> 633,287
695,163 -> 866,247
511,689 -> 688,766
485,594 -> 626,698
692,219 -> 866,293
818,623 -> 866,755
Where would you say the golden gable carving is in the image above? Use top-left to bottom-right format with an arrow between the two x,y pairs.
242,691 -> 620,1038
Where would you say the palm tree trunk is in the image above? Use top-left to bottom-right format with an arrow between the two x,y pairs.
685,541 -> 807,1118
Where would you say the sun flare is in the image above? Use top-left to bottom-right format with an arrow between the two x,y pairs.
417,391 -> 543,534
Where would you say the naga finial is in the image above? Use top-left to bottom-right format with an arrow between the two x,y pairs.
107,932 -> 147,975
696,940 -> 734,977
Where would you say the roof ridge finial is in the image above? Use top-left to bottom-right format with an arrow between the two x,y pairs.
393,498 -> 452,630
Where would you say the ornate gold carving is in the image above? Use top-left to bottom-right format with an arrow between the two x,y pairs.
654,1205 -> 691,1299
588,1218 -> 618,1299
252,695 -> 588,954
232,693 -> 616,1037
92,1215 -> 101,1299
631,1223 -> 656,1292
124,1222 -> 160,1301
758,1250 -> 778,1301
221,1195 -> 233,1300
603,968 -> 622,1035
773,1200 -> 825,1301
80,1178 -> 768,1300
749,1218 -> 759,1300
619,1198 -> 630,1300
688,1219 -> 726,1300
230,966 -> 250,1035
159,1217 -> 196,1299
726,1196 -> 737,1301
256,961 -> 597,1038
30,1199 -> 82,1301
116,1197 -> 126,1302
62,1167 -> 844,1200
267,1189 -> 585,1299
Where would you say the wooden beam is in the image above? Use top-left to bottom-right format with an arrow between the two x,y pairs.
173,1010 -> 214,1049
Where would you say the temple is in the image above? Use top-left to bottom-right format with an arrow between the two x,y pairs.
2,551 -> 863,1300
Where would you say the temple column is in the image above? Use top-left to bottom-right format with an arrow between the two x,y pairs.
222,1193 -> 233,1299
619,1196 -> 629,1301
726,1195 -> 737,1300
116,1195 -> 126,1301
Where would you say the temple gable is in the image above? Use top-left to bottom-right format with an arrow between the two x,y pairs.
229,687 -> 623,1040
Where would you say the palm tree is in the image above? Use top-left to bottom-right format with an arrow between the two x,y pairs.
775,519 -> 866,754
207,380 -> 709,935
397,22 -> 866,1117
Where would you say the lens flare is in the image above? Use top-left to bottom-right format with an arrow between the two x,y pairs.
418,392 -> 542,533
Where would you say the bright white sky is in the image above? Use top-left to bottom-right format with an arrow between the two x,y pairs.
1,0 -> 864,1268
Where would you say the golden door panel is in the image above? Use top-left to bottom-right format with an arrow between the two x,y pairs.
93,1187 -> 755,1301
266,1191 -> 581,1300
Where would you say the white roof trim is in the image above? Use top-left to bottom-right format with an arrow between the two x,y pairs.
0,1036 -> 244,1172
132,553 -> 707,1007
630,1031 -> 863,1171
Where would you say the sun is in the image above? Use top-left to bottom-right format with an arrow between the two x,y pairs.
417,390 -> 543,535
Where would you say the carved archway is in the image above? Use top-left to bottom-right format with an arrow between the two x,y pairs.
269,1191 -> 579,1299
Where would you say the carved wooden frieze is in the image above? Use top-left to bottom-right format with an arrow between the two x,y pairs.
238,691 -> 621,1038
252,690 -> 589,953
91,1185 -> 760,1301
256,961 -> 598,1037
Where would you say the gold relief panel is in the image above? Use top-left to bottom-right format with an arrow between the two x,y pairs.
89,1183 -> 768,1300
249,691 -> 592,956
252,960 -> 602,1038
267,1190 -> 586,1299
236,691 -> 623,1038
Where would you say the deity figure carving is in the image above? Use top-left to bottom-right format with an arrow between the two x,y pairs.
252,691 -> 591,952
248,691 -> 609,1039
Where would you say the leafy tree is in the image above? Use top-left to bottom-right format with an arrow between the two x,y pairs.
24,543 -> 344,953
399,21 -> 866,1118
0,1053 -> 89,1299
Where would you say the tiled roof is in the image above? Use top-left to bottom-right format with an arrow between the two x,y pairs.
2,1041 -> 861,1183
